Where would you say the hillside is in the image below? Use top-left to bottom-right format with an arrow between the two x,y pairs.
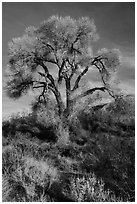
2,95 -> 135,202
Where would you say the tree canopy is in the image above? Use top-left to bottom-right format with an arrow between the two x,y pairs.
6,15 -> 121,116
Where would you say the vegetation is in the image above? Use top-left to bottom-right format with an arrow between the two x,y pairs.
6,15 -> 121,119
3,16 -> 134,202
2,94 -> 135,201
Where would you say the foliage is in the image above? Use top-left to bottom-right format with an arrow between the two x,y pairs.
5,15 -> 121,117
2,142 -> 58,202
3,140 -> 129,202
70,173 -> 125,202
2,111 -> 58,142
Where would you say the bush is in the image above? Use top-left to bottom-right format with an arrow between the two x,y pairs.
2,142 -> 59,202
2,111 -> 58,142
70,173 -> 125,202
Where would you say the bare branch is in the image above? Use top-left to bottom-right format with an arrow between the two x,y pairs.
66,58 -> 77,80
81,86 -> 106,97
58,60 -> 65,84
91,55 -> 103,65
72,66 -> 89,91
35,82 -> 54,103
38,71 -> 46,77
38,85 -> 46,103
40,41 -> 60,67
33,85 -> 44,89
37,60 -> 56,88
93,60 -> 116,99
73,31 -> 83,45
46,43 -> 54,51
72,86 -> 106,104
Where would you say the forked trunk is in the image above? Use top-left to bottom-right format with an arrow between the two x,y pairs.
54,90 -> 65,117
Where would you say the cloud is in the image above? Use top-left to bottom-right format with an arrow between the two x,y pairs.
2,91 -> 33,118
2,100 -> 31,119
121,56 -> 135,69
119,80 -> 135,95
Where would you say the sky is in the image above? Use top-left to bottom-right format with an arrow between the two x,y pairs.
2,2 -> 135,118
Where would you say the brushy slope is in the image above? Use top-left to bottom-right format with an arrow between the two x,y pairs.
2,95 -> 135,202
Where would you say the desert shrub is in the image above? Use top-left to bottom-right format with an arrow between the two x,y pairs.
2,144 -> 24,177
57,156 -> 79,172
76,132 -> 135,201
68,92 -> 103,135
2,112 -> 36,137
34,101 -> 71,144
2,176 -> 13,202
2,144 -> 28,201
24,157 -> 58,185
19,157 -> 58,201
2,97 -> 65,143
2,110 -> 58,142
70,95 -> 135,136
2,137 -> 55,175
2,136 -> 10,146
66,95 -> 135,201
70,173 -> 125,202
32,99 -> 60,126
2,142 -> 59,202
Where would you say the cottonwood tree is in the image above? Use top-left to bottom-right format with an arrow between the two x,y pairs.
6,16 -> 121,118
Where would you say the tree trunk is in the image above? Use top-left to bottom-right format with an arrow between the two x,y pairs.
65,91 -> 71,114
64,78 -> 72,116
53,90 -> 65,117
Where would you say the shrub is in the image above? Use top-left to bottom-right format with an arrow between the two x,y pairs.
76,132 -> 135,201
2,176 -> 13,202
2,144 -> 24,177
34,101 -> 71,144
70,173 -> 125,202
2,111 -> 58,142
2,142 -> 59,202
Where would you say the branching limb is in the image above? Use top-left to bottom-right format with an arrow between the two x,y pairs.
33,85 -> 44,89
80,86 -> 106,97
72,66 -> 89,91
38,71 -> 46,78
66,58 -> 77,80
72,86 -> 106,104
37,40 -> 60,68
93,59 -> 116,99
72,31 -> 83,46
33,82 -> 56,104
58,60 -> 65,84
33,60 -> 64,116
37,60 -> 56,88
70,56 -> 103,92
37,85 -> 46,103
